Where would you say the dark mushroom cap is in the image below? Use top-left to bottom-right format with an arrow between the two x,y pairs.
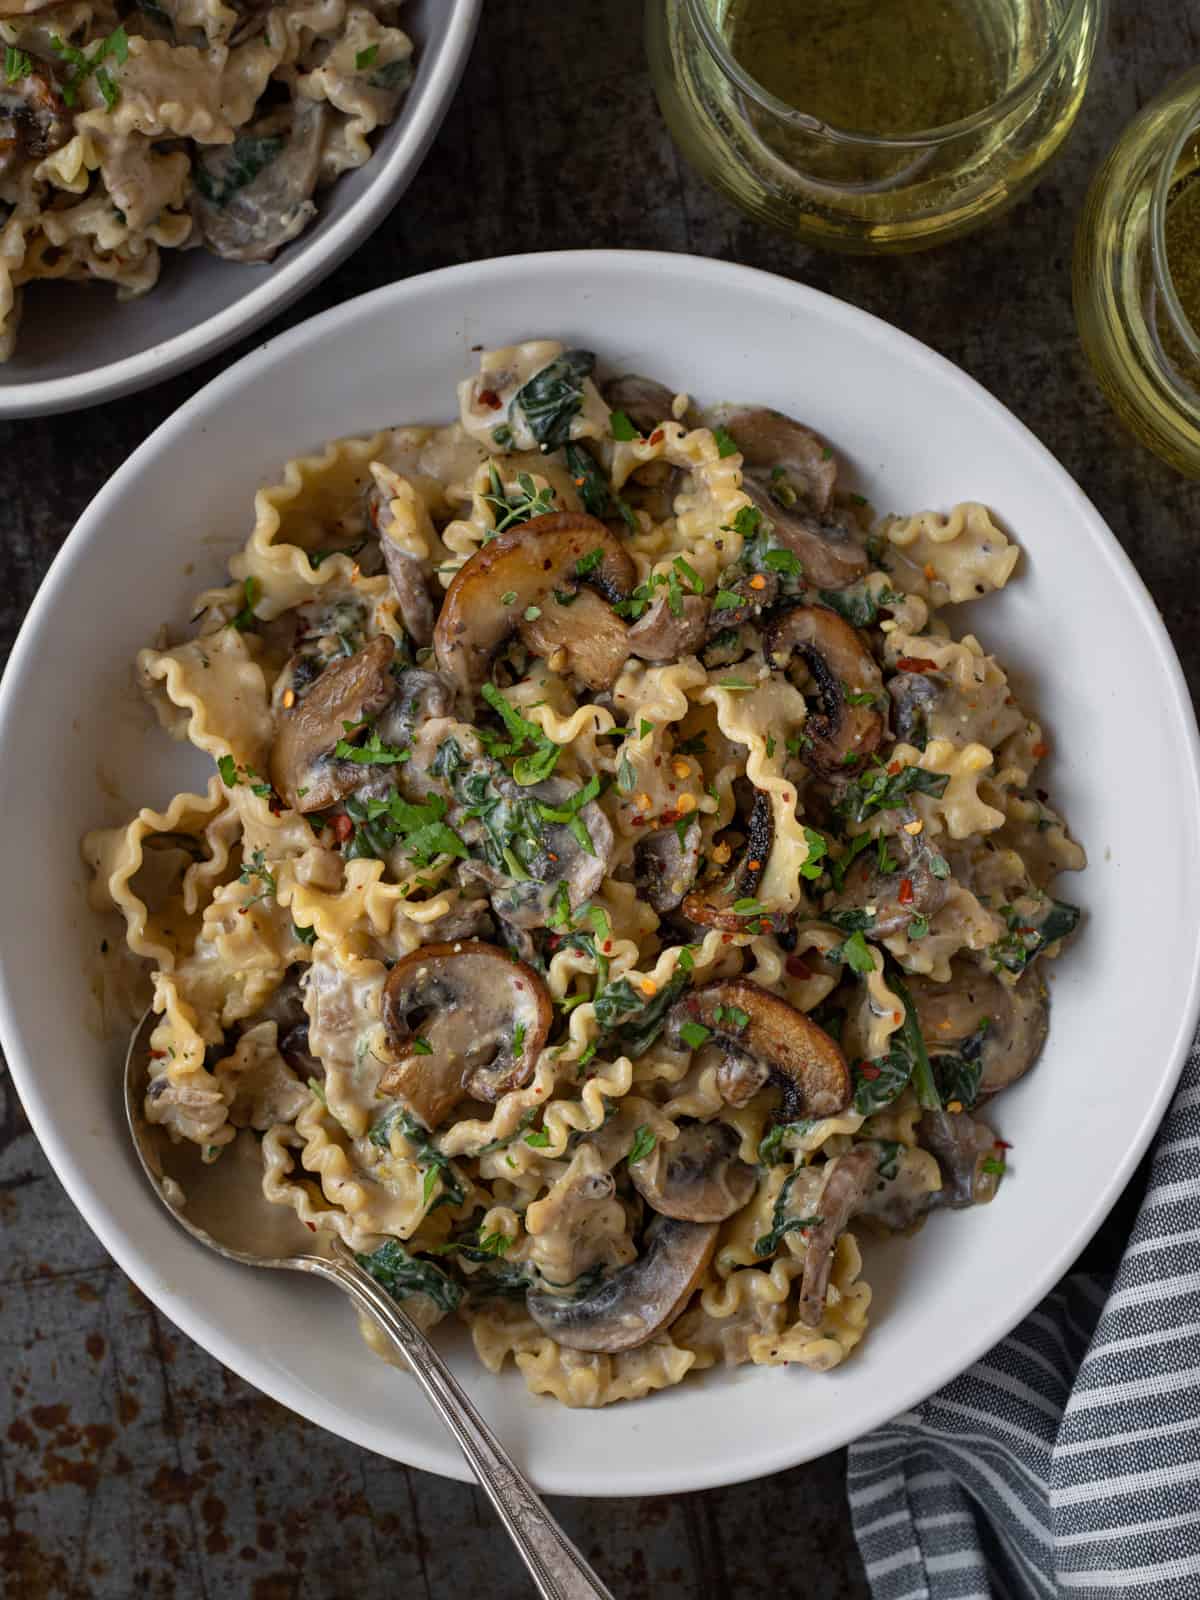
635,819 -> 702,914
627,590 -> 709,661
762,604 -> 884,778
526,1214 -> 717,1352
269,635 -> 397,812
630,1120 -> 756,1223
379,940 -> 551,1128
682,789 -> 775,931
433,512 -> 636,693
671,977 -> 851,1120
192,102 -> 327,263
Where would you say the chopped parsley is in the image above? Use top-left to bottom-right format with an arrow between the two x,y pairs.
833,929 -> 875,975
627,1125 -> 656,1165
411,1037 -> 433,1056
564,443 -> 636,531
479,682 -> 561,786
712,426 -> 739,458
229,576 -> 261,631
355,43 -> 379,68
333,724 -> 410,766
536,774 -> 603,856
799,826 -> 828,882
292,921 -> 317,946
50,25 -> 128,108
835,761 -> 949,825
763,548 -> 803,577
723,505 -> 763,539
757,1120 -> 818,1165
4,46 -> 33,82
342,790 -> 467,865
610,409 -> 639,441
678,1020 -> 711,1050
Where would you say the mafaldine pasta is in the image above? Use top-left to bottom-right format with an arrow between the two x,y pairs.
0,0 -> 415,359
84,343 -> 1085,1407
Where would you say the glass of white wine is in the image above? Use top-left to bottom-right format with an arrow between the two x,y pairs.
1074,68 -> 1200,476
647,0 -> 1104,252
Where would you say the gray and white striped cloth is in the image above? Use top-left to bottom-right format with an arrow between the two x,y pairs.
848,1029 -> 1200,1599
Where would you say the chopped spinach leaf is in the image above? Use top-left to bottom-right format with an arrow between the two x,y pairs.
511,349 -> 595,451
356,1239 -> 463,1314
753,1171 -> 822,1256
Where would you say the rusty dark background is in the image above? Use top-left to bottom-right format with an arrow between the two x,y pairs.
2,2 -> 1198,1596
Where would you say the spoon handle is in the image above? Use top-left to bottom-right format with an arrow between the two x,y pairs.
322,1243 -> 615,1600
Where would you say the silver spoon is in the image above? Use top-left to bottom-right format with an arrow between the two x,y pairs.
125,1012 -> 614,1600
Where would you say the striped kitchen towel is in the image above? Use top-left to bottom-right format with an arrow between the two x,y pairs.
848,1028 -> 1200,1599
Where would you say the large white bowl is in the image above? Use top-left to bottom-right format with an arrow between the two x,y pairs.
0,0 -> 480,419
3,252 -> 1198,1495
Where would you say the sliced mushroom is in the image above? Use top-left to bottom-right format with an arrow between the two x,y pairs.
797,1145 -> 878,1326
630,1120 -> 756,1223
670,978 -> 851,1120
269,635 -> 397,812
376,668 -> 454,747
380,537 -> 437,646
526,1215 -> 717,1353
681,789 -> 775,931
520,588 -> 634,691
907,965 -> 1048,1099
918,1110 -> 1002,1208
603,375 -> 680,436
0,71 -> 69,173
434,512 -> 636,694
709,405 -> 838,515
762,604 -> 884,777
635,819 -> 701,914
826,825 -> 947,938
888,671 -> 940,750
193,102 -> 327,263
707,406 -> 868,589
379,941 -> 551,1129
626,590 -> 708,660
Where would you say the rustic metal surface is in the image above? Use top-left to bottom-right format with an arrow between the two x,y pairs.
2,1 -> 1198,1595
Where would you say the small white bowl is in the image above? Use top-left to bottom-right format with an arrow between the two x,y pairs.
0,0 -> 481,419
3,252 -> 1198,1494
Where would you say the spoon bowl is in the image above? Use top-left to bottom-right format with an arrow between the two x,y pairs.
124,1011 -> 613,1600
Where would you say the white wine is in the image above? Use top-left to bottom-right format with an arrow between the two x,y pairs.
648,0 -> 1100,251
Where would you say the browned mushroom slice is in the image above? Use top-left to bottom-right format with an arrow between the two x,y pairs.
762,604 -> 884,778
670,978 -> 851,1121
193,103 -> 328,263
519,588 -> 633,691
908,965 -> 1048,1099
380,538 -> 436,646
379,941 -> 551,1129
635,819 -> 701,914
681,790 -> 775,931
630,1120 -> 756,1223
526,1216 -> 717,1353
603,375 -> 680,435
627,590 -> 709,661
434,512 -> 636,694
0,71 -> 69,173
269,635 -> 397,812
703,570 -> 779,637
796,1145 -> 878,1326
709,405 -> 839,516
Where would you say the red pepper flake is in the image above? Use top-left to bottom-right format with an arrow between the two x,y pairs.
547,851 -> 559,862
602,941 -> 613,954
786,955 -> 811,979
898,876 -> 914,905
660,809 -> 680,825
888,760 -> 902,775
649,428 -> 664,445
1031,741 -> 1050,758
268,796 -> 283,817
630,816 -> 646,827
654,755 -> 662,767
748,858 -> 762,871
994,1139 -> 1013,1150
305,1221 -> 316,1231
721,933 -> 733,944
858,1063 -> 881,1080
477,387 -> 502,410
547,934 -> 561,950
896,656 -> 938,673
331,813 -> 354,844
149,1049 -> 166,1060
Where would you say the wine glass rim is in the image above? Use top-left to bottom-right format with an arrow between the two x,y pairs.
1150,97 -> 1200,367
684,0 -> 1091,148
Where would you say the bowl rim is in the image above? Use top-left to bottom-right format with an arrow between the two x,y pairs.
0,0 -> 482,420
4,250 -> 1199,1493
